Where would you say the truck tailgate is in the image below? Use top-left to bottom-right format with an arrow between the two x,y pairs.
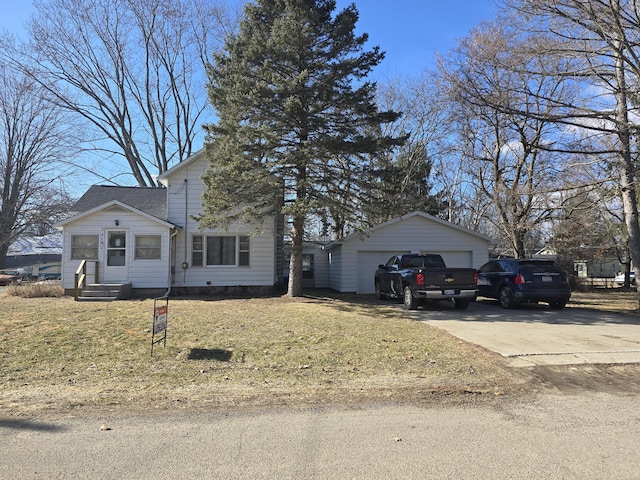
422,268 -> 477,288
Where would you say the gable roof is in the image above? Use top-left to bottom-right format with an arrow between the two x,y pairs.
326,211 -> 492,249
157,149 -> 206,183
69,185 -> 167,219
56,199 -> 176,229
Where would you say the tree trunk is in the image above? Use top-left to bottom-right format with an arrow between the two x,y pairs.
287,215 -> 304,297
614,35 -> 640,306
0,241 -> 9,269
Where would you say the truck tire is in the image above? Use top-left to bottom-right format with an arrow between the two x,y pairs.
453,298 -> 470,310
499,286 -> 515,309
403,286 -> 418,310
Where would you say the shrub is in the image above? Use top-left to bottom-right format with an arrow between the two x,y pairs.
3,282 -> 65,298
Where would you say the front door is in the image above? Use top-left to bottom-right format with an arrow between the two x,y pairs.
105,230 -> 128,283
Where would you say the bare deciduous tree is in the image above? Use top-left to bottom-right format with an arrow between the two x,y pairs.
506,0 -> 640,299
438,19 -> 577,257
1,0 -> 235,186
365,74 -> 450,225
0,64 -> 76,268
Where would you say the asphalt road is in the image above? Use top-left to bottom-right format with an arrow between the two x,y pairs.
404,299 -> 640,367
1,393 -> 639,479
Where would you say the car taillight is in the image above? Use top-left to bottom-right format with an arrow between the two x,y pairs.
515,274 -> 526,285
473,272 -> 478,285
416,273 -> 425,286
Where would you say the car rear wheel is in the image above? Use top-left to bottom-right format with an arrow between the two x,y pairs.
499,286 -> 515,309
403,286 -> 418,310
549,299 -> 568,309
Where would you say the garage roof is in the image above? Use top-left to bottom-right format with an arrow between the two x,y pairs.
325,211 -> 491,249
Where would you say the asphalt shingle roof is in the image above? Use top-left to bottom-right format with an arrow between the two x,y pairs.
70,185 -> 167,220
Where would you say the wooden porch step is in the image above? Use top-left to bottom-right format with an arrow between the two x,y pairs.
76,283 -> 132,301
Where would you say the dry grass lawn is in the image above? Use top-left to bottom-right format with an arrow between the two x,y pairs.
1,289 -> 637,416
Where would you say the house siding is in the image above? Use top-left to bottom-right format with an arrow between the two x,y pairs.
162,155 -> 277,288
314,248 -> 330,288
328,246 -> 343,292
60,207 -> 170,290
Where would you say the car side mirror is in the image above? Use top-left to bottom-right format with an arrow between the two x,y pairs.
378,265 -> 385,269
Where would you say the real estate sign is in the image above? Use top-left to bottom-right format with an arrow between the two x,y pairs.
151,297 -> 168,356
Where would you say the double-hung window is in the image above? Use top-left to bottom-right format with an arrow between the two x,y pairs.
134,235 -> 161,259
71,235 -> 99,260
192,235 -> 250,267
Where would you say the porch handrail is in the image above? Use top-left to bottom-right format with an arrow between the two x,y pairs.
74,260 -> 99,300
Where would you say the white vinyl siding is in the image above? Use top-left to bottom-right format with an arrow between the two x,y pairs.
328,247 -> 343,292
161,152 -> 276,287
60,208 -> 170,290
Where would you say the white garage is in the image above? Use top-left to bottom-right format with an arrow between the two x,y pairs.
327,211 -> 491,294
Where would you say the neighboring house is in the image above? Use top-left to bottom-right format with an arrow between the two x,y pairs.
5,234 -> 63,278
56,150 -> 283,297
56,151 -> 490,298
324,211 -> 492,295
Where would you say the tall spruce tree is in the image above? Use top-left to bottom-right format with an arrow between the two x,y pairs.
201,0 -> 404,296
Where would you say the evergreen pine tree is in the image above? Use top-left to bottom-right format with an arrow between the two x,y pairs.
200,0 -> 404,296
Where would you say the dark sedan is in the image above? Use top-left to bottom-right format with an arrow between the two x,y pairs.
477,259 -> 571,309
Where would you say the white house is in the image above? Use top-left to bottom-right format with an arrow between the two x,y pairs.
57,150 -> 490,299
324,212 -> 492,295
157,150 -> 282,294
57,150 -> 283,298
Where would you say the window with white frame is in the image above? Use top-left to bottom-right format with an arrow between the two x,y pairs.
192,234 -> 250,267
238,236 -> 250,267
192,235 -> 204,267
134,235 -> 161,259
71,235 -> 99,260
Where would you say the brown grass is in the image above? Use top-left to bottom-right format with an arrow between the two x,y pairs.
1,289 -> 636,417
0,293 -> 513,416
3,282 -> 65,298
568,290 -> 639,314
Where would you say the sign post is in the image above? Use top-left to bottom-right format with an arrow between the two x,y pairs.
151,296 -> 168,356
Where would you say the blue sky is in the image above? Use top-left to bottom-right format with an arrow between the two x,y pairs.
1,0 -> 499,78
0,0 -> 499,192
336,0 -> 499,77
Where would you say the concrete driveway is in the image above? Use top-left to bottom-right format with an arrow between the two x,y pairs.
402,299 -> 640,367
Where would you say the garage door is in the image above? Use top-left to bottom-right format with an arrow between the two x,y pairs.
356,251 -> 410,294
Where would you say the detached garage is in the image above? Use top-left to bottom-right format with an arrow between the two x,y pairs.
326,211 -> 491,294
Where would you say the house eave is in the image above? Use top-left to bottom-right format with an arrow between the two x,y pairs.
157,148 -> 206,184
55,200 -> 177,229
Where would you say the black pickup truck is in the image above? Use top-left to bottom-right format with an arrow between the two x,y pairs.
374,254 -> 478,310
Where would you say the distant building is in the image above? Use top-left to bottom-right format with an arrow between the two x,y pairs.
5,234 -> 63,278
